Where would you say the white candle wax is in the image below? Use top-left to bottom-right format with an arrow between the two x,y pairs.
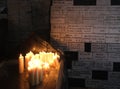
25,55 -> 29,71
19,54 -> 24,73
36,68 -> 40,85
28,68 -> 35,86
39,68 -> 43,82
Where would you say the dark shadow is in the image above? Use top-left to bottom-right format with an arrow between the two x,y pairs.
0,18 -> 8,59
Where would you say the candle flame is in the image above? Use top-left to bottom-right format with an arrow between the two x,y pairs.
27,51 -> 60,71
19,54 -> 24,59
43,63 -> 49,69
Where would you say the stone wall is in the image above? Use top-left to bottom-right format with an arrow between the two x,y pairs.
50,0 -> 120,89
7,0 -> 51,57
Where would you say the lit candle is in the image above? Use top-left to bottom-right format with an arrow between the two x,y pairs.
25,54 -> 30,71
36,68 -> 40,85
28,58 -> 43,86
19,54 -> 24,73
39,67 -> 43,82
28,67 -> 35,86
43,63 -> 49,76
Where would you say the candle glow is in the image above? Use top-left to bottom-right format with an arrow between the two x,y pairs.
19,54 -> 24,73
27,51 -> 60,70
19,51 -> 60,86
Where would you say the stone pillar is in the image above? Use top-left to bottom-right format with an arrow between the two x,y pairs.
31,0 -> 51,41
7,0 -> 51,57
7,0 -> 32,57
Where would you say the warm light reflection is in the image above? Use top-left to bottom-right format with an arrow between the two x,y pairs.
27,51 -> 60,71
19,51 -> 60,86
43,63 -> 49,70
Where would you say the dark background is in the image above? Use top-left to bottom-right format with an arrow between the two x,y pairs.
0,0 -> 51,59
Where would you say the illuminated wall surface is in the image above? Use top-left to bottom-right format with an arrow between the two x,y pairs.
50,0 -> 120,89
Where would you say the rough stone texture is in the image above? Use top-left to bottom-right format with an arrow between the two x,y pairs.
7,0 -> 51,58
50,0 -> 120,89
19,32 -> 60,56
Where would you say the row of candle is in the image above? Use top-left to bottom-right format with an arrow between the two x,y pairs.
19,51 -> 60,86
19,51 -> 34,73
28,59 -> 43,86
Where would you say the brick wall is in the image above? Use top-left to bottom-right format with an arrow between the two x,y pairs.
50,0 -> 120,89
